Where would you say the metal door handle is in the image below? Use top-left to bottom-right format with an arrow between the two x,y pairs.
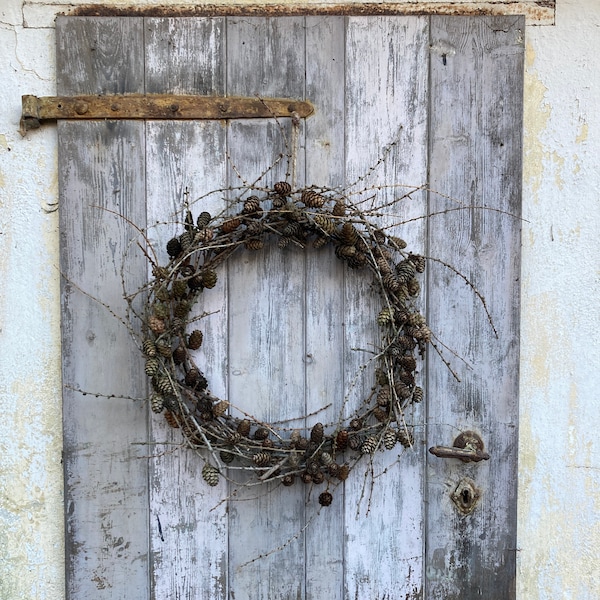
429,431 -> 490,463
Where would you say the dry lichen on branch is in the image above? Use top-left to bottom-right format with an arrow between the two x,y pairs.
134,181 -> 429,505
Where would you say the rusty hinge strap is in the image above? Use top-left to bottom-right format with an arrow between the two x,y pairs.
20,94 -> 314,131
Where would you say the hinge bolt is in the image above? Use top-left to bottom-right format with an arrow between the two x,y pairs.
74,101 -> 89,115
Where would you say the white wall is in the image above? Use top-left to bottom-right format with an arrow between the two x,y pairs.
0,1 -> 597,598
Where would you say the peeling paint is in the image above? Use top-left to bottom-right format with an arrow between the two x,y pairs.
1,0 -> 598,599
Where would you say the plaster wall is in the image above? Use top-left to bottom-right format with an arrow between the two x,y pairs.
0,0 -> 597,598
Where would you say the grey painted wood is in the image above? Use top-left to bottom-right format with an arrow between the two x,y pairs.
144,18 -> 229,600
58,15 -> 522,600
57,17 -> 149,599
342,16 -> 430,599
303,16 -> 346,599
224,18 -> 308,598
425,16 -> 523,600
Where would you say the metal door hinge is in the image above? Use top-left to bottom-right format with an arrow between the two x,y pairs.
20,94 -> 314,131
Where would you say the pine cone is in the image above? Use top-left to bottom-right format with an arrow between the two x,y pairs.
313,214 -> 336,236
350,418 -> 362,431
179,230 -> 194,251
252,452 -> 271,467
196,211 -> 212,228
377,385 -> 392,406
339,222 -> 359,245
164,411 -> 179,428
335,429 -> 349,451
221,217 -> 242,233
398,428 -> 414,448
382,273 -> 401,293
318,491 -> 333,507
237,419 -> 251,437
301,189 -> 326,208
274,181 -> 292,197
282,474 -> 295,486
361,435 -> 378,454
150,393 -> 164,414
387,236 -> 407,250
142,339 -> 157,357
220,450 -> 235,464
244,239 -> 264,251
253,427 -> 270,440
148,315 -> 166,334
408,253 -> 426,273
407,277 -> 421,297
156,375 -> 174,396
173,301 -> 191,318
187,330 -> 203,350
201,269 -> 218,289
310,422 -> 324,445
312,471 -> 325,485
320,452 -> 333,466
166,237 -> 182,257
383,428 -> 397,450
396,259 -> 417,283
212,400 -> 228,418
399,355 -> 417,371
171,279 -> 188,298
242,196 -> 261,215
156,339 -> 172,357
373,407 -> 389,422
377,307 -> 394,326
202,464 -> 220,486
172,345 -> 186,365
337,464 -> 350,481
145,357 -> 160,377
195,228 -> 214,243
332,201 -> 346,217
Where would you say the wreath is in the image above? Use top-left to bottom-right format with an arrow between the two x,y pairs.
141,181 -> 428,507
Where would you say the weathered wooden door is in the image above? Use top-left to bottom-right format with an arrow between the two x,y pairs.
59,15 -> 522,599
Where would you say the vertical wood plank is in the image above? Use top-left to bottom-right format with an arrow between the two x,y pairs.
144,17 -> 228,600
343,16 -> 430,599
224,17 -> 308,600
303,16 -> 346,600
425,16 -> 523,600
57,17 -> 149,599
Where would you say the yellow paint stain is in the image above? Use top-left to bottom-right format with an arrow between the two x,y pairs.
1,359 -> 64,598
523,43 -> 552,203
523,291 -> 557,385
554,223 -> 582,244
575,121 -> 589,144
0,134 -> 8,150
551,151 -> 565,190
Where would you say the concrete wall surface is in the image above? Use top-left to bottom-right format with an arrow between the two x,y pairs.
0,0 -> 597,598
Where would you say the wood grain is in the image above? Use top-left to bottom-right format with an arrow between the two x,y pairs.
342,16 -> 429,599
58,15 -> 523,599
57,16 -> 149,599
425,16 -> 523,600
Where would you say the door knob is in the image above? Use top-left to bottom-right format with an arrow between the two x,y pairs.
429,431 -> 490,463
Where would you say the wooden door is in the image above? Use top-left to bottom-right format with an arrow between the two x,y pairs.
58,15 -> 522,599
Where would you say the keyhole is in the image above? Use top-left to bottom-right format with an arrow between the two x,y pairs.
461,488 -> 472,506
452,478 -> 481,515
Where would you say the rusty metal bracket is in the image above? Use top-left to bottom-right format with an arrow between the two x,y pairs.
20,94 -> 314,131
